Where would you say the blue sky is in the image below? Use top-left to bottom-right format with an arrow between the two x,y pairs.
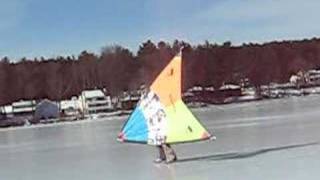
1,0 -> 320,60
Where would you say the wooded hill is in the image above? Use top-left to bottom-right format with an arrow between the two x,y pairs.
1,38 -> 320,105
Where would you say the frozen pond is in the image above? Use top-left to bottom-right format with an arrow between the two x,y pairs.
1,95 -> 320,180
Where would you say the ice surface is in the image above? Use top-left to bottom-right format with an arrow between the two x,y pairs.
1,95 -> 320,180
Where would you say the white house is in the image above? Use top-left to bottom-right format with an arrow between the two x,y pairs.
12,100 -> 36,116
79,89 -> 113,114
60,97 -> 81,116
307,69 -> 320,84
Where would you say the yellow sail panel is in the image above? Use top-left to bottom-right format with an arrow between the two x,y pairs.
150,55 -> 182,107
164,100 -> 211,144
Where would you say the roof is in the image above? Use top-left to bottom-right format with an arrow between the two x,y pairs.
12,100 -> 36,107
60,99 -> 79,110
219,84 -> 240,90
37,99 -> 58,107
308,69 -> 320,74
82,90 -> 105,98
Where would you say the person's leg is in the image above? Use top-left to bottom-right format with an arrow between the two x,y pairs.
167,144 -> 177,161
163,144 -> 177,163
154,145 -> 166,163
159,145 -> 166,160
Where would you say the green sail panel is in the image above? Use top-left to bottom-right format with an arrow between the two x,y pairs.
164,100 -> 211,144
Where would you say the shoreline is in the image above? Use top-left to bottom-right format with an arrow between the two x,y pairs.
0,113 -> 128,132
1,94 -> 320,132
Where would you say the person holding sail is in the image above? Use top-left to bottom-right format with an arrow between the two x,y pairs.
140,89 -> 177,163
117,52 -> 214,164
152,108 -> 177,163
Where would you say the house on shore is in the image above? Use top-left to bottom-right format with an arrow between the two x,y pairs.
183,84 -> 242,104
119,91 -> 140,110
307,69 -> 320,85
60,97 -> 81,119
79,89 -> 113,114
0,101 -> 34,127
12,100 -> 36,116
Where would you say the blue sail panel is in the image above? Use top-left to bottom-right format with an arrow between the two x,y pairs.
118,106 -> 148,143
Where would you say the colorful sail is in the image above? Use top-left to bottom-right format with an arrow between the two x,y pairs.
118,53 -> 213,145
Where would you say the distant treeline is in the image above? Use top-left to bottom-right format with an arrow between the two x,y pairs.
1,38 -> 320,105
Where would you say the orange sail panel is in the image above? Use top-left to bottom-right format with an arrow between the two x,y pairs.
150,55 -> 182,107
